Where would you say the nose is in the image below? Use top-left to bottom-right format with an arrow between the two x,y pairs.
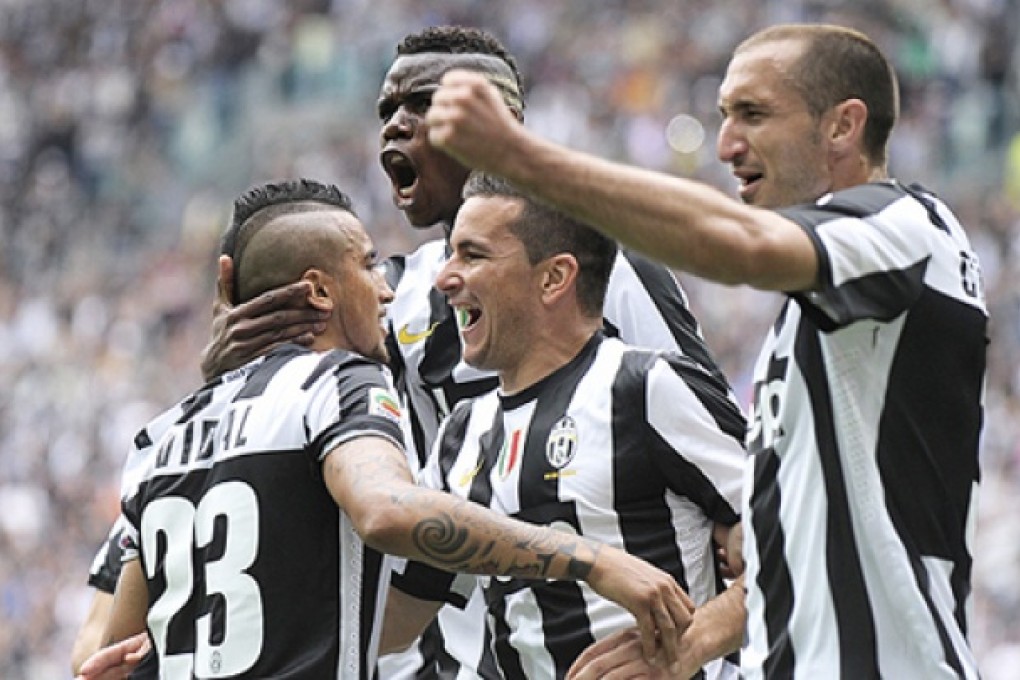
374,269 -> 395,304
717,117 -> 747,164
381,107 -> 415,143
434,256 -> 462,297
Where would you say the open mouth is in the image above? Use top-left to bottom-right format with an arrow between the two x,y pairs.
455,305 -> 481,332
734,170 -> 763,202
735,170 -> 762,188
380,149 -> 418,201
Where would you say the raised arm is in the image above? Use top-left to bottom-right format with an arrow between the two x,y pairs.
199,255 -> 330,380
326,435 -> 696,666
426,70 -> 818,292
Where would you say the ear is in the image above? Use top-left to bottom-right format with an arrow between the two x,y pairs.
302,269 -> 334,313
828,98 -> 868,155
539,254 -> 579,307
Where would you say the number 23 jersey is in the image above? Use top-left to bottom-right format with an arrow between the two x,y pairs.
119,345 -> 405,680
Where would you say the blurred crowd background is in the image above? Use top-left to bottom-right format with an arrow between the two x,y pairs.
0,0 -> 1017,677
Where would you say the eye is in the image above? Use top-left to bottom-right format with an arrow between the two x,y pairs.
743,109 -> 766,123
721,102 -> 767,126
407,92 -> 433,116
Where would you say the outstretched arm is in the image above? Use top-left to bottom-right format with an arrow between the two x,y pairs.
426,70 -> 818,292
326,436 -> 695,667
199,255 -> 330,380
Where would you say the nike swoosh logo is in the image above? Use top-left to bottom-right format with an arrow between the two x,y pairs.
397,321 -> 440,345
458,460 -> 484,487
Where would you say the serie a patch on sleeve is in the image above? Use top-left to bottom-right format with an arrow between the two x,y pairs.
368,387 -> 403,424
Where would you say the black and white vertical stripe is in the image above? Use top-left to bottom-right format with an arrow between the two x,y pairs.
379,239 -> 735,680
119,345 -> 404,679
413,333 -> 744,680
742,181 -> 987,679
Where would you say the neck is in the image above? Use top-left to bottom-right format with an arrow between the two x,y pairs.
310,331 -> 344,354
499,318 -> 600,395
867,164 -> 889,182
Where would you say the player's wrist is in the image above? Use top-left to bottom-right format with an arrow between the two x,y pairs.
568,537 -> 602,583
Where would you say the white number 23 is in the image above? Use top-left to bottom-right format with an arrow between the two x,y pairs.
141,481 -> 263,678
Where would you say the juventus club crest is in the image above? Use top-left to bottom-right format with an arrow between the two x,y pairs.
545,416 -> 578,469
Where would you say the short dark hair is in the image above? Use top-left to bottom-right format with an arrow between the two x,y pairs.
396,25 -> 524,112
738,24 -> 899,165
462,172 -> 617,317
221,179 -> 356,304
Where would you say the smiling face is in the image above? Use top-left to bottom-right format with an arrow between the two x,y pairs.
717,38 -> 834,208
433,195 -> 543,376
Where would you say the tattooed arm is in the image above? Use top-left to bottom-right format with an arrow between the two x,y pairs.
325,436 -> 696,667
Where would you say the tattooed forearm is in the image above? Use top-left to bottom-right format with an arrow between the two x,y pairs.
328,440 -> 602,583
406,493 -> 600,581
410,515 -> 474,562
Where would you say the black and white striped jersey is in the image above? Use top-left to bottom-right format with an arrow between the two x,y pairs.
382,241 -> 731,469
119,345 -> 405,680
379,240 -> 735,680
742,181 -> 987,679
399,333 -> 744,680
87,510 -> 129,594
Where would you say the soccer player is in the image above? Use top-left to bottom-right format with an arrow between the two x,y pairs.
380,172 -> 747,680
74,179 -> 695,680
198,26 -> 738,680
426,23 -> 988,680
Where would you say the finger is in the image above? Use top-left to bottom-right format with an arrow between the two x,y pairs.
574,658 -> 663,680
570,632 -> 628,674
216,255 -> 235,305
634,604 -> 659,665
567,632 -> 640,679
666,585 -> 695,629
602,659 -> 664,679
578,631 -> 627,660
227,309 -> 327,343
234,280 -> 313,317
654,601 -> 680,670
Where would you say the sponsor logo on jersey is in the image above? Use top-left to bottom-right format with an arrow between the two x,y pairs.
458,459 -> 484,487
396,321 -> 440,345
369,387 -> 402,423
496,429 -> 523,479
546,416 -> 578,469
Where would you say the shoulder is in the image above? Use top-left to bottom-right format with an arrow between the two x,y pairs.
781,181 -> 904,224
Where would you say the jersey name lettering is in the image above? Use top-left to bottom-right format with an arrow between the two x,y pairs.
155,405 -> 254,470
